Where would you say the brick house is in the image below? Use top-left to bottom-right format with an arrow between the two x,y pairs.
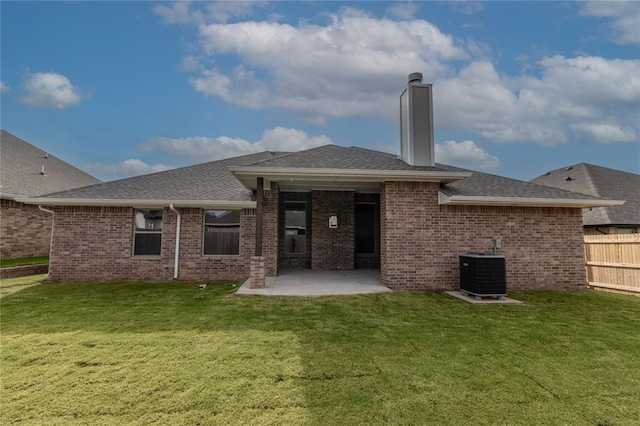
0,130 -> 101,259
532,164 -> 639,235
16,75 -> 621,291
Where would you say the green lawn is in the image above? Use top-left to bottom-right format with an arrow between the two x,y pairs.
1,283 -> 639,425
0,256 -> 49,268
0,274 -> 47,298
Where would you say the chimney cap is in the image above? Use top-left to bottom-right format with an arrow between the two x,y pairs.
408,72 -> 423,84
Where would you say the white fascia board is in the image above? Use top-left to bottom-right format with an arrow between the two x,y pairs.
13,198 -> 257,209
231,167 -> 472,186
438,191 -> 625,208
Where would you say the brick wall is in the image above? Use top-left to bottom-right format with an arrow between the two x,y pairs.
381,181 -> 586,292
48,206 -> 256,282
311,191 -> 354,270
262,182 -> 280,276
0,199 -> 52,258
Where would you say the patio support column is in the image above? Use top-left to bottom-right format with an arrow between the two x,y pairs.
251,177 -> 266,288
256,177 -> 263,256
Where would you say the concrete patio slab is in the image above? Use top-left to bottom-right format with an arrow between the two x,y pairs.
236,269 -> 392,296
446,291 -> 524,305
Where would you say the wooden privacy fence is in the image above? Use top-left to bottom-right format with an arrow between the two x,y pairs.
584,234 -> 640,296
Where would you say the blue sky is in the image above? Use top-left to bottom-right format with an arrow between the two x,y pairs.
1,1 -> 639,182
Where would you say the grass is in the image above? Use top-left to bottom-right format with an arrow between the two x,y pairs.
0,256 -> 49,268
1,283 -> 639,425
0,274 -> 47,298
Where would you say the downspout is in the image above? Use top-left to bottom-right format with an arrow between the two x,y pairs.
169,203 -> 181,280
38,205 -> 55,277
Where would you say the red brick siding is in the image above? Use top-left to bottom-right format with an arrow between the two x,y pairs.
1,200 -> 52,258
48,206 -> 256,282
311,191 -> 355,270
381,181 -> 586,292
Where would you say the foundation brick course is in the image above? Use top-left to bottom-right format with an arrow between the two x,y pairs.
1,200 -> 53,258
381,181 -> 587,292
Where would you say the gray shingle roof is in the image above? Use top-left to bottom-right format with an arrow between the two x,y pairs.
0,130 -> 101,198
439,164 -> 603,200
532,163 -> 640,226
39,151 -> 289,201
246,144 -> 446,171
28,141 -> 610,207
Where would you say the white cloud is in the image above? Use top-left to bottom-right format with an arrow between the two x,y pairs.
84,159 -> 175,180
0,81 -> 10,93
20,72 -> 87,109
154,1 -> 266,24
435,140 -> 499,170
580,1 -> 640,44
434,56 -> 640,145
138,127 -> 333,162
450,1 -> 485,15
166,6 -> 638,146
154,1 -> 194,24
569,123 -> 638,144
385,3 -> 420,20
190,8 -> 467,122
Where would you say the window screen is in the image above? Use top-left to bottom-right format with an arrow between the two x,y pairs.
204,210 -> 240,255
134,209 -> 163,256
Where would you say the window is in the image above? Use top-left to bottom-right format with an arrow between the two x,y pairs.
204,210 -> 240,255
285,202 -> 306,254
134,209 -> 163,256
355,203 -> 376,254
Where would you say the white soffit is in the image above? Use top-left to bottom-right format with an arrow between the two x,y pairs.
438,191 -> 625,208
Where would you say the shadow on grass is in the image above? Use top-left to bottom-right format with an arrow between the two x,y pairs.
1,282 -> 639,424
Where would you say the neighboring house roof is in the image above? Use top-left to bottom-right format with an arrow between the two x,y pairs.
17,144 -> 620,209
531,163 -> 640,226
0,130 -> 101,199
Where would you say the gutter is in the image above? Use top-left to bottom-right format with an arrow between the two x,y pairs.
169,204 -> 181,280
438,191 -> 626,208
14,198 -> 257,209
38,205 -> 55,277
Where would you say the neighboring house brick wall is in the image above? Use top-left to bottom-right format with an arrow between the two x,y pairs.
48,206 -> 256,282
0,199 -> 52,258
311,190 -> 355,270
381,181 -> 586,292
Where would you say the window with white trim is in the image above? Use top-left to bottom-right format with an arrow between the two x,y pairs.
204,210 -> 240,255
133,209 -> 163,256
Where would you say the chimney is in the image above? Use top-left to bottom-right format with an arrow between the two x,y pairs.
400,72 -> 434,166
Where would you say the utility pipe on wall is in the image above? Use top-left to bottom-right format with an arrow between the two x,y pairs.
169,204 -> 181,280
38,205 -> 55,276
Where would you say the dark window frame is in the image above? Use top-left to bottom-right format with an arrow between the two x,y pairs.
203,210 -> 241,256
284,201 -> 307,255
355,202 -> 377,255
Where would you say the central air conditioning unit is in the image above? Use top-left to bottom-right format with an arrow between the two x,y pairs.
459,253 -> 507,300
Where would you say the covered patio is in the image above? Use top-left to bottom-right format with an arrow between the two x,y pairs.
236,269 -> 391,296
